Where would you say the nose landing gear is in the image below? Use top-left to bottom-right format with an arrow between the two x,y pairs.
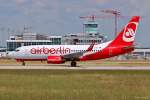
22,61 -> 26,66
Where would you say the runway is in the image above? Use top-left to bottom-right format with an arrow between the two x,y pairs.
0,65 -> 150,70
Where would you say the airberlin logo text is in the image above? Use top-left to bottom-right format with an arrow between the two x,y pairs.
123,22 -> 138,42
30,47 -> 71,54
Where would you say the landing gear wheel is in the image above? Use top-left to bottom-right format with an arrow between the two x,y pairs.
71,61 -> 77,67
22,62 -> 26,66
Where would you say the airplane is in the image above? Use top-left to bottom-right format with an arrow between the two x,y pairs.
8,16 -> 140,67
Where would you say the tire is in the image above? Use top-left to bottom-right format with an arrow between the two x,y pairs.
71,61 -> 77,67
22,62 -> 25,66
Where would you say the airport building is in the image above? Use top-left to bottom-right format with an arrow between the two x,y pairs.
7,32 -> 105,51
7,33 -> 62,51
132,48 -> 150,59
62,33 -> 105,45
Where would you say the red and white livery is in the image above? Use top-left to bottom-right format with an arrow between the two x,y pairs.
8,16 -> 140,66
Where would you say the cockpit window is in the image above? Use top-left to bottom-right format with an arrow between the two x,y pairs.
15,49 -> 20,52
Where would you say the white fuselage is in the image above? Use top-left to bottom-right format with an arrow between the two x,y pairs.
8,41 -> 111,60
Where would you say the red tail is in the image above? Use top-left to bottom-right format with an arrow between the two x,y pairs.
110,16 -> 140,46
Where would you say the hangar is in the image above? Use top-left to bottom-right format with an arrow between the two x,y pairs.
132,48 -> 150,59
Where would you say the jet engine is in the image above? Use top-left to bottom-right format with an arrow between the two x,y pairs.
47,56 -> 65,64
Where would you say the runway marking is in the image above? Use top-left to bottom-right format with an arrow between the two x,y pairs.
0,66 -> 150,70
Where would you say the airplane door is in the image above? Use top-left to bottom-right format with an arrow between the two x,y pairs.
109,47 -> 114,56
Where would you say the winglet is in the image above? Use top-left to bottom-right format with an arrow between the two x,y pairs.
86,42 -> 95,52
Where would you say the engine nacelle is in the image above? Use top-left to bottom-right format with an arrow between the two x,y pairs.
47,56 -> 65,64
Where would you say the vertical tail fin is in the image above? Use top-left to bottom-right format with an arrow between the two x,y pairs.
110,16 -> 140,46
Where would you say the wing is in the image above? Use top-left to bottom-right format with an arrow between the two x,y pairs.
63,42 -> 95,61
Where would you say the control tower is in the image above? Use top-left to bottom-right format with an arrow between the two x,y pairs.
80,15 -> 99,36
84,20 -> 98,35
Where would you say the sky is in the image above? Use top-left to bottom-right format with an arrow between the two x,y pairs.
0,0 -> 150,47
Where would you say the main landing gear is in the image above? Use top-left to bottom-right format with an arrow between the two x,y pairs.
71,61 -> 77,67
